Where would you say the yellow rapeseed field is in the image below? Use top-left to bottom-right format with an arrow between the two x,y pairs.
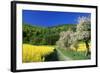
71,43 -> 91,52
22,44 -> 55,63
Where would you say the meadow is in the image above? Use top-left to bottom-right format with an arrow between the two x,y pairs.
57,42 -> 91,60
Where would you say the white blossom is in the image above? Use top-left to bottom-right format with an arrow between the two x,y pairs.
77,16 -> 91,41
56,16 -> 91,51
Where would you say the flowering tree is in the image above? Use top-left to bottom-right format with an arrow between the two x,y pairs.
76,16 -> 91,56
56,31 -> 74,50
56,16 -> 91,56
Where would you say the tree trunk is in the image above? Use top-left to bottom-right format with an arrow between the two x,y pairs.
85,41 -> 90,56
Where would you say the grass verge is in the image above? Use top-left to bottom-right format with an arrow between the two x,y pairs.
58,48 -> 91,60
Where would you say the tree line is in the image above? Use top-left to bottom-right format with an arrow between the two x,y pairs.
23,24 -> 76,45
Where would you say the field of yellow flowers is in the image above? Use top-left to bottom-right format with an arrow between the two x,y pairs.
71,43 -> 91,52
22,44 -> 55,63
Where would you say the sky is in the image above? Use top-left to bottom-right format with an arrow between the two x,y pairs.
22,10 -> 90,27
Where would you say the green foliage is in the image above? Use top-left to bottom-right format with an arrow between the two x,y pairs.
23,24 -> 76,45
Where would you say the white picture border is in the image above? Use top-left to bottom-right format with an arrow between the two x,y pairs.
16,3 -> 96,70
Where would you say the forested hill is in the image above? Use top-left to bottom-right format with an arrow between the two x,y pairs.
23,24 -> 76,45
49,24 -> 76,32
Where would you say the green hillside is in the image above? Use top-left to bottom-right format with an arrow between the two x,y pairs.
23,24 -> 76,45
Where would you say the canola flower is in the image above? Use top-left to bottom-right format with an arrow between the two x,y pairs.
22,44 -> 55,63
71,43 -> 91,52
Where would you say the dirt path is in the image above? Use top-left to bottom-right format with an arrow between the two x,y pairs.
57,49 -> 72,61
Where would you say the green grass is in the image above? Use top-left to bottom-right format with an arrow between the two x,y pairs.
58,48 -> 91,60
